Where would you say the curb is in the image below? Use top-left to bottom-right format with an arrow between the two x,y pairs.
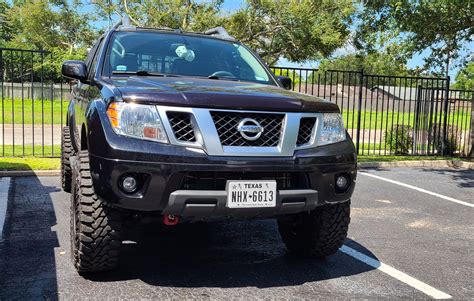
0,170 -> 61,177
358,160 -> 474,170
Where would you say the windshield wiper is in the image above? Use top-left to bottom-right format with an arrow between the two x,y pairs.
112,70 -> 181,77
207,75 -> 240,81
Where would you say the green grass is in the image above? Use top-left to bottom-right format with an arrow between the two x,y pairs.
0,157 -> 60,170
342,110 -> 471,130
1,144 -> 61,157
0,98 -> 68,124
357,155 -> 463,163
0,98 -> 470,130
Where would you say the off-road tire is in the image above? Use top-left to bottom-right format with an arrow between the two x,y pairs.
61,126 -> 73,193
278,200 -> 350,257
70,150 -> 122,273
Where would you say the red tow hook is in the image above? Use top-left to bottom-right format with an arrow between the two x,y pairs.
163,214 -> 179,226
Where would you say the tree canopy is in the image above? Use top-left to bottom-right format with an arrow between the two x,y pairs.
452,63 -> 474,91
0,0 -> 472,89
1,0 -> 96,77
355,0 -> 474,76
225,0 -> 355,65
91,0 -> 224,32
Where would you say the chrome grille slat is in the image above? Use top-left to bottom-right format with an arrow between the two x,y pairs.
210,111 -> 284,147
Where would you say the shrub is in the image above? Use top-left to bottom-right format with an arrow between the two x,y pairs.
385,125 -> 413,155
429,123 -> 460,156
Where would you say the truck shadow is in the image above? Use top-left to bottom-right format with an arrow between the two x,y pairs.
0,169 -> 61,300
86,221 -> 379,289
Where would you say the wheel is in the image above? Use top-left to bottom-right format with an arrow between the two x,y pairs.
278,200 -> 350,257
61,126 -> 73,193
70,150 -> 122,273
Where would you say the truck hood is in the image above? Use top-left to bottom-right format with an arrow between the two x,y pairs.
102,76 -> 339,112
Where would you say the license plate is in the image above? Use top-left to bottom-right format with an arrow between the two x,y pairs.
226,180 -> 277,208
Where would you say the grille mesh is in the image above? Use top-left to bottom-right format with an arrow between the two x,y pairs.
210,111 -> 284,147
167,112 -> 196,142
297,117 -> 316,146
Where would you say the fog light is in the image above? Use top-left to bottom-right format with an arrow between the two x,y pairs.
335,174 -> 350,191
121,176 -> 137,193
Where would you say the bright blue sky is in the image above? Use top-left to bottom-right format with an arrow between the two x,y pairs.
83,0 -> 472,78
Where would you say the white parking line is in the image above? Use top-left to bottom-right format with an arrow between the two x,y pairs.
340,245 -> 452,299
0,177 -> 11,240
359,172 -> 474,208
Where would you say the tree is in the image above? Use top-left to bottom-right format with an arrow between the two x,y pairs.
92,0 -> 224,31
0,1 -> 14,46
452,63 -> 474,91
355,0 -> 474,76
225,0 -> 355,65
3,0 -> 97,80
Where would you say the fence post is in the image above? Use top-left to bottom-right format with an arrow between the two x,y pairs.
355,69 -> 364,155
470,93 -> 474,158
442,76 -> 450,155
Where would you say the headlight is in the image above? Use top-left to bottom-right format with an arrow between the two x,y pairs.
317,113 -> 346,146
106,102 -> 168,143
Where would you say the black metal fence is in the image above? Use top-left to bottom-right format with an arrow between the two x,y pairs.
0,48 -> 69,157
1,47 -> 472,158
272,67 -> 473,157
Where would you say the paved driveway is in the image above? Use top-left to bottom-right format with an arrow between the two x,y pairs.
0,167 -> 473,299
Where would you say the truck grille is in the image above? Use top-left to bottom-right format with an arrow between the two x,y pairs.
210,111 -> 284,147
297,117 -> 316,146
167,112 -> 196,142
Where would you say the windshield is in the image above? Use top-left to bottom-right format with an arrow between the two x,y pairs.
103,31 -> 275,85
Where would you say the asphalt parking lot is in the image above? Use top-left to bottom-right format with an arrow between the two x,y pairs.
0,167 -> 473,299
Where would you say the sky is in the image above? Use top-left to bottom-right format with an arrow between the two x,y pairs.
82,0 -> 472,78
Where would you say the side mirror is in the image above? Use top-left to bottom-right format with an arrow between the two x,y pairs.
62,60 -> 88,82
277,76 -> 292,90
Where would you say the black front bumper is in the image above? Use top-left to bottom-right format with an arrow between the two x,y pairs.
89,142 -> 356,220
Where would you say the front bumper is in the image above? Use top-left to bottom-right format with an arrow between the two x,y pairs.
88,142 -> 356,219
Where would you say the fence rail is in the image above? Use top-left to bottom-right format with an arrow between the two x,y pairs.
1,47 -> 472,158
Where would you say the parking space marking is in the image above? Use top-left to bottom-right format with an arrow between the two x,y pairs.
0,177 -> 11,240
359,172 -> 474,208
340,245 -> 452,299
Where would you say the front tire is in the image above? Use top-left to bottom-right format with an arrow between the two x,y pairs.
61,126 -> 73,193
278,200 -> 350,257
70,150 -> 122,273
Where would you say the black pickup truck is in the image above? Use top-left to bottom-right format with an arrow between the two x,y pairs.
61,17 -> 356,273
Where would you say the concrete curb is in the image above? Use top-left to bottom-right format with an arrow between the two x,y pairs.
0,170 -> 61,177
358,160 -> 474,170
0,160 -> 472,176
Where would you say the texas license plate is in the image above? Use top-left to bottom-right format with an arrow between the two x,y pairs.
226,180 -> 277,208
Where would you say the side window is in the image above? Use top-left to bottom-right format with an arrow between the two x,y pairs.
87,38 -> 104,79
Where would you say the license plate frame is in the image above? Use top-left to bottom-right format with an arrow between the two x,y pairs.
226,180 -> 277,208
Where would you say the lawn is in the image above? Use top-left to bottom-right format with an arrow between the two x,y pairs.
0,144 -> 61,157
0,98 -> 68,124
357,155 -> 463,163
0,157 -> 60,170
342,110 -> 471,130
